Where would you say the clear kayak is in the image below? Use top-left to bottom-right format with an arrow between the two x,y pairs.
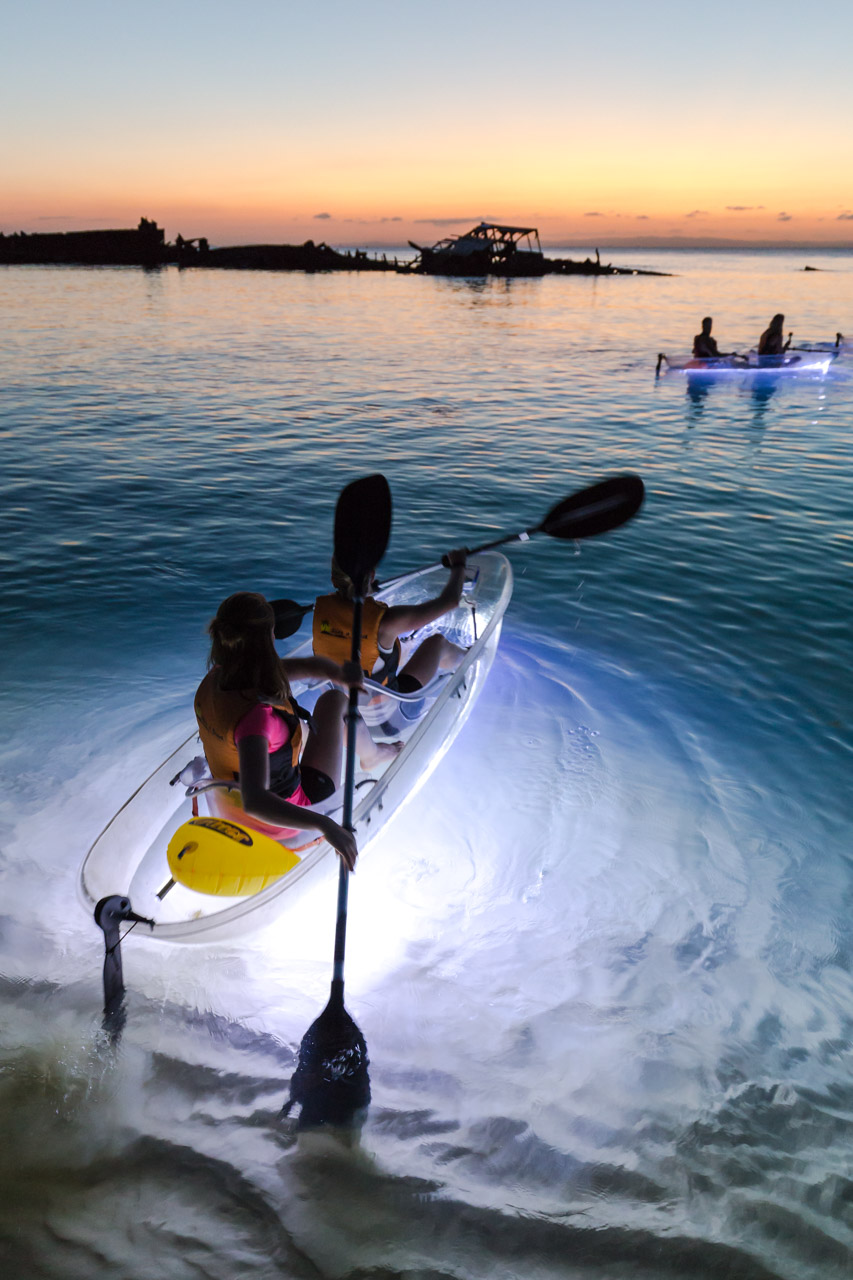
656,347 -> 840,376
79,552 -> 513,944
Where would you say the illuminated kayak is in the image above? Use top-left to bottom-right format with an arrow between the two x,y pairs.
79,552 -> 512,944
656,347 -> 840,376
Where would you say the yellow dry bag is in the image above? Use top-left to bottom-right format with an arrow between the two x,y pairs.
166,817 -> 301,897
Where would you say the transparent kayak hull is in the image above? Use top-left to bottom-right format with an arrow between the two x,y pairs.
658,349 -> 839,376
79,552 -> 512,943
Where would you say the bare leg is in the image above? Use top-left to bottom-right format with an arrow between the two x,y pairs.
398,633 -> 466,690
300,688 -> 347,785
302,689 -> 402,777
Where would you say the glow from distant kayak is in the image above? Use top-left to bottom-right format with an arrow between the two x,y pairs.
659,353 -> 836,378
685,359 -> 834,377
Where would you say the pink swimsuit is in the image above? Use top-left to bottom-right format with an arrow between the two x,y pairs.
233,704 -> 312,809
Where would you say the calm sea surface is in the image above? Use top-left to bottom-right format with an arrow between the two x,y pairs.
1,251 -> 852,1279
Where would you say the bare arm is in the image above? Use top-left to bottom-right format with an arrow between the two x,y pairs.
237,735 -> 357,870
378,550 -> 467,646
281,655 -> 364,691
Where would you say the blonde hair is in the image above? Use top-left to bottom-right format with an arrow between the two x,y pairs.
330,555 -> 355,598
330,555 -> 377,598
207,591 -> 291,700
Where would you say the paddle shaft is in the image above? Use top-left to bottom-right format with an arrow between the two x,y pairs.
379,521 -> 586,588
378,532 -> 535,590
331,589 -> 363,999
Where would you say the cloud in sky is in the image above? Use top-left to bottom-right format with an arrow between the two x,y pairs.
338,215 -> 406,225
777,212 -> 792,221
584,211 -> 603,217
685,210 -> 708,218
636,214 -> 649,220
725,205 -> 766,212
313,212 -> 331,220
837,211 -> 853,220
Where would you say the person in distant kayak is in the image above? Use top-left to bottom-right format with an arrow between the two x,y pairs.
313,550 -> 469,743
758,314 -> 792,356
692,317 -> 731,359
195,591 -> 361,869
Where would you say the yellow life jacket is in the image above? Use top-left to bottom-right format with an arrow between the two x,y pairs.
194,669 -> 303,798
312,592 -> 399,678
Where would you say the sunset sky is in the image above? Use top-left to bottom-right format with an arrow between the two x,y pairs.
3,0 -> 852,247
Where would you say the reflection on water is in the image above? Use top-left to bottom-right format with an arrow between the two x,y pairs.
1,252 -> 852,1277
750,376 -> 778,420
686,374 -> 712,420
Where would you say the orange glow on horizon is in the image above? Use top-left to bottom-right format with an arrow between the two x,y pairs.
4,194 -> 852,249
5,155 -> 852,247
3,128 -> 852,247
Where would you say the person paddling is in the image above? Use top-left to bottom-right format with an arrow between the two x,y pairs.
194,591 -> 361,869
692,316 -> 732,359
758,313 -> 792,356
313,550 -> 469,742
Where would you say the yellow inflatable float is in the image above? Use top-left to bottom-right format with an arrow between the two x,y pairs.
166,817 -> 301,897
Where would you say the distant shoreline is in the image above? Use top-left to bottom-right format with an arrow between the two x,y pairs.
1,220 -> 849,275
0,222 -> 665,277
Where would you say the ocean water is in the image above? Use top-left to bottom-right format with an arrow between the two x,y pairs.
1,250 -> 852,1279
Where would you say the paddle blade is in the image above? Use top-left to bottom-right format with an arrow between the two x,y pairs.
282,991 -> 371,1130
538,474 -> 645,541
333,474 -> 392,595
270,598 -> 312,640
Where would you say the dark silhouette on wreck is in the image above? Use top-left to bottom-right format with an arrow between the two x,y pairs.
0,216 -> 669,277
409,223 -> 668,277
409,223 -> 548,276
180,238 -> 395,272
0,217 -> 167,267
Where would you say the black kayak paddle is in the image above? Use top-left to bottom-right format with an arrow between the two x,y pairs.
488,471 -> 640,545
376,472 -> 645,587
271,473 -> 644,639
281,472 -> 392,1129
271,598 -> 314,640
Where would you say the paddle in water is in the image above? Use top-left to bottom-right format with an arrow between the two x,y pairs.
281,472 -> 392,1129
270,474 -> 644,637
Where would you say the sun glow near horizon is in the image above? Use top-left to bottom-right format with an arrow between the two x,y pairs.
2,0 -> 852,247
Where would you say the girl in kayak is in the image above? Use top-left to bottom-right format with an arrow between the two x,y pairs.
758,314 -> 792,356
313,550 -> 469,738
195,591 -> 361,870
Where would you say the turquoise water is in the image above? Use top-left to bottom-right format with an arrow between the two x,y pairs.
1,252 -> 852,1278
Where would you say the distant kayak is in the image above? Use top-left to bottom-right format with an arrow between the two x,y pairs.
656,346 -> 841,376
